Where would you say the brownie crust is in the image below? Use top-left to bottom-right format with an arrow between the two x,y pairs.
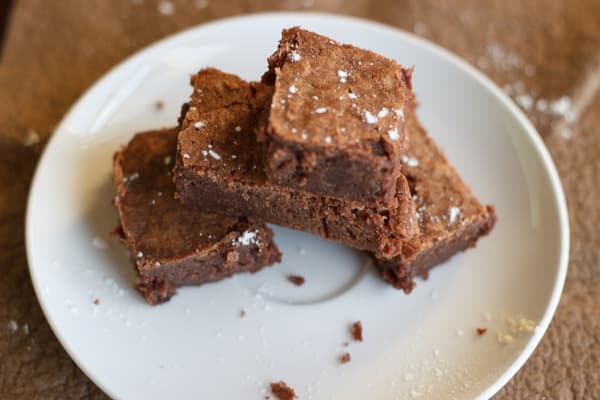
260,27 -> 414,206
113,128 -> 281,305
174,69 -> 420,259
372,112 -> 496,292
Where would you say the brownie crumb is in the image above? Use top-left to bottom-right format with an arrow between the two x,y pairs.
342,341 -> 349,347
340,352 -> 351,364
93,299 -> 100,305
351,321 -> 363,342
476,327 -> 488,336
240,309 -> 246,318
154,100 -> 164,110
287,275 -> 305,286
270,381 -> 296,400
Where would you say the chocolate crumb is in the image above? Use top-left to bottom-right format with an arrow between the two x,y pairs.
287,275 -> 305,286
342,341 -> 349,347
340,352 -> 351,364
270,381 -> 297,400
154,100 -> 164,110
476,327 -> 488,336
351,321 -> 363,341
93,299 -> 100,305
240,309 -> 246,318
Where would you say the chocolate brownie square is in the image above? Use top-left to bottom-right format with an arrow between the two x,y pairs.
260,27 -> 414,206
373,112 -> 496,292
113,128 -> 281,305
174,68 -> 420,259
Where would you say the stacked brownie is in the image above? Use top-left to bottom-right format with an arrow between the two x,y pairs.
113,27 -> 495,305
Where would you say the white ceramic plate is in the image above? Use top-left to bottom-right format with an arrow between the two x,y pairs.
26,13 -> 569,400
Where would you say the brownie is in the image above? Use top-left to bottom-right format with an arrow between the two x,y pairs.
373,112 -> 496,292
113,128 -> 281,305
174,69 -> 420,259
259,27 -> 414,206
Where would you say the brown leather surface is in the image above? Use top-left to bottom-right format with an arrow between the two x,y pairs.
0,0 -> 598,398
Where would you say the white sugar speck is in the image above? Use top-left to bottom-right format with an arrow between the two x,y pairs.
413,22 -> 427,35
183,153 -> 191,159
393,108 -> 405,119
201,149 -> 208,157
231,154 -> 237,159
348,93 -> 358,99
124,172 -> 139,182
449,206 -> 461,224
289,85 -> 298,94
22,323 -> 29,335
194,121 -> 205,129
312,95 -> 319,101
290,51 -> 301,62
324,136 -> 332,144
163,155 -> 172,165
208,149 -> 221,160
387,128 -> 400,141
136,251 -> 144,259
236,230 -> 258,245
234,125 -> 241,132
377,107 -> 389,118
23,129 -> 40,147
154,261 -> 161,267
92,236 -> 108,250
337,70 -> 348,83
515,94 -> 533,110
157,0 -> 175,15
401,155 -> 419,167
363,111 -> 378,124
301,131 -> 308,140
7,320 -> 18,334
314,107 -> 327,114
194,0 -> 208,9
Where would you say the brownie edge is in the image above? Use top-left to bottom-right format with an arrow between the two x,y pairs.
260,27 -> 414,206
113,128 -> 281,305
372,112 -> 496,292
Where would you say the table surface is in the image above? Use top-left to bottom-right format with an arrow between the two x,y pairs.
0,1 -> 598,398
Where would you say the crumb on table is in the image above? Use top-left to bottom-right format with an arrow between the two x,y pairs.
270,381 -> 297,400
287,275 -> 305,286
340,352 -> 351,364
154,100 -> 164,110
476,327 -> 488,336
93,299 -> 100,305
240,309 -> 246,318
351,321 -> 363,341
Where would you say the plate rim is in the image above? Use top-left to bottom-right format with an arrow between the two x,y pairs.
25,11 -> 570,400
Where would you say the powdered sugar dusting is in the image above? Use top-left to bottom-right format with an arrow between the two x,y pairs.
401,155 -> 419,167
290,51 -> 301,62
337,70 -> 348,83
208,149 -> 221,160
387,128 -> 400,141
363,111 -> 378,124
348,93 -> 358,99
324,136 -> 332,144
377,107 -> 389,118
314,107 -> 327,114
7,320 -> 18,334
157,0 -> 175,15
288,85 -> 298,94
183,153 -> 191,159
448,207 -> 461,224
235,230 -> 259,246
194,121 -> 206,129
